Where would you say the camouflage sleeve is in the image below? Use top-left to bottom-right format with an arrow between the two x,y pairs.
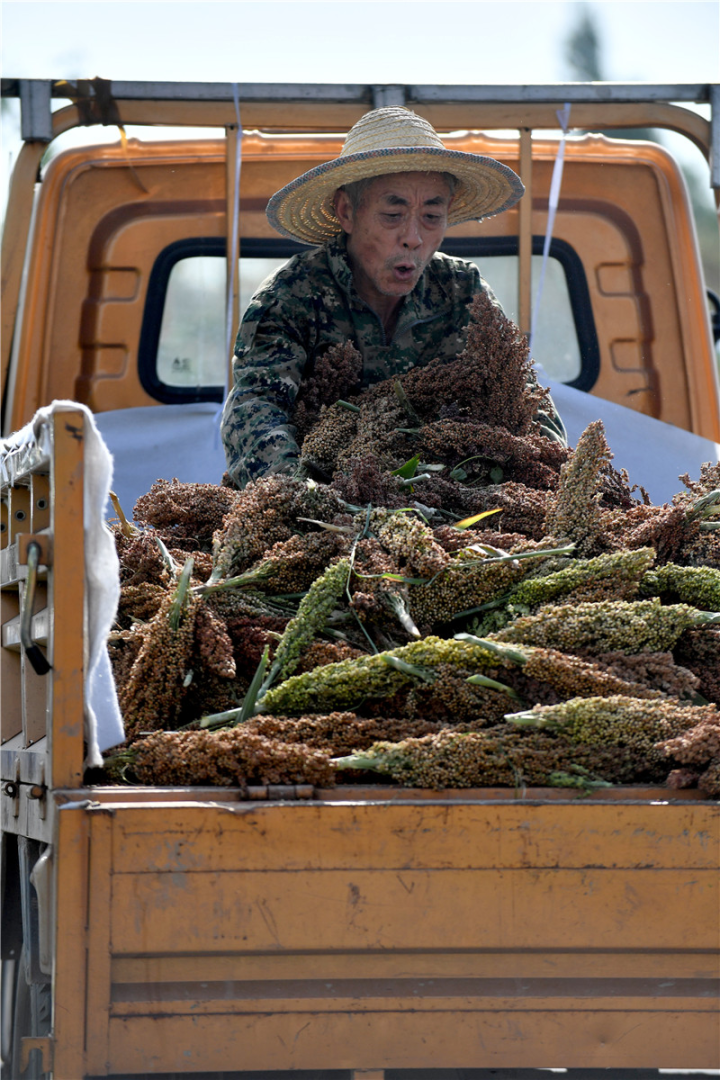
220,291 -> 309,488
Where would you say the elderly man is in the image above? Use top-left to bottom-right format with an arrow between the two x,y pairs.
221,107 -> 566,488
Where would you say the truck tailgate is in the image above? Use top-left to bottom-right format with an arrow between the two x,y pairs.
53,789 -> 720,1076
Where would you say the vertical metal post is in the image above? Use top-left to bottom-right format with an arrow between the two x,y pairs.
710,84 -> 720,194
19,79 -> 53,142
372,86 -> 406,109
225,124 -> 241,392
518,128 -> 533,337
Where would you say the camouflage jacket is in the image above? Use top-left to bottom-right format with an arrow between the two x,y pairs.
221,233 -> 566,487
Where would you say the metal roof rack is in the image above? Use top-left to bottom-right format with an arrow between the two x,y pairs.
1,78 -> 718,188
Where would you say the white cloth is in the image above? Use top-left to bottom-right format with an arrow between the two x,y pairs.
1,402 -> 123,764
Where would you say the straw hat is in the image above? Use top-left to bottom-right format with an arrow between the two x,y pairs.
266,107 -> 525,245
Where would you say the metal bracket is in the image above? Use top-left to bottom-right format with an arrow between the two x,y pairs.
372,85 -> 406,109
3,760 -> 21,818
20,1035 -> 53,1073
19,79 -> 53,142
17,533 -> 53,567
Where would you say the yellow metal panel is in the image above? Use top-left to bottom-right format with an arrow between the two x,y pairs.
111,866 -> 719,954
414,101 -> 712,159
52,98 -> 713,158
60,797 -> 720,1073
105,1008 -> 719,1072
109,801 -> 720,873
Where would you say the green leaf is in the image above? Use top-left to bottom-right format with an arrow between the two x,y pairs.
548,770 -> 613,793
449,467 -> 468,481
392,455 -> 420,479
454,633 -> 528,666
397,474 -> 435,490
352,570 -> 427,584
332,753 -> 382,772
155,534 -> 181,578
453,508 -> 503,530
200,646 -> 270,729
467,673 -> 524,702
380,655 -> 437,682
168,558 -> 194,630
393,381 -> 422,425
295,517 -> 354,534
489,467 -> 504,484
380,572 -> 427,585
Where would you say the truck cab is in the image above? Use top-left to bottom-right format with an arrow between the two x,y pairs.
3,80 -> 720,441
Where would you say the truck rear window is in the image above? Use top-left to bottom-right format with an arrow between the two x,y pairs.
139,237 -> 598,404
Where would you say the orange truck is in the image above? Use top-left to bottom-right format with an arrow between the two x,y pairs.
1,80 -> 719,1079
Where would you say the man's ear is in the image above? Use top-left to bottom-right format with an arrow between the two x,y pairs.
334,189 -> 354,235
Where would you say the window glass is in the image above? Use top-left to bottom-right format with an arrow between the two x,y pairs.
156,257 -> 225,388
156,251 -> 581,390
157,256 -> 290,389
467,255 -> 581,383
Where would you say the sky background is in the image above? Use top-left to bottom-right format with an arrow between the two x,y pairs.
2,1 -> 718,86
2,1 -> 719,211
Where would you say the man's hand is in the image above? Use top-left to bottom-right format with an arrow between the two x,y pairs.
295,460 -> 333,484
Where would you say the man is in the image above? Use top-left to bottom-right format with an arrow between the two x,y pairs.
221,107 -> 566,488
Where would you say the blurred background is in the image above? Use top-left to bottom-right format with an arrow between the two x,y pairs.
2,0 -> 719,288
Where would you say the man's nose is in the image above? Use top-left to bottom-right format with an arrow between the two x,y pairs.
401,215 -> 423,248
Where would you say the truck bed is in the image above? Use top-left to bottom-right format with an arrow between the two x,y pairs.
46,783 -> 719,1077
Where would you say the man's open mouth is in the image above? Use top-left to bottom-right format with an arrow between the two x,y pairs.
392,263 -> 418,282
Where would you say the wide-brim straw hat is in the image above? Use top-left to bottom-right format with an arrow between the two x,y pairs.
266,107 -> 525,246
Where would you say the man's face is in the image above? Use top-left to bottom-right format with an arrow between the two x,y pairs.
334,172 -> 453,310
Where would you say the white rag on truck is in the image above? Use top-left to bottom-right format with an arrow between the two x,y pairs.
1,401 -> 124,765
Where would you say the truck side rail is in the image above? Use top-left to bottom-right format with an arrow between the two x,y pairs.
2,408 -> 86,823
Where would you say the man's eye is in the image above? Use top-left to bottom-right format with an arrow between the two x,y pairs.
384,213 -> 402,221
